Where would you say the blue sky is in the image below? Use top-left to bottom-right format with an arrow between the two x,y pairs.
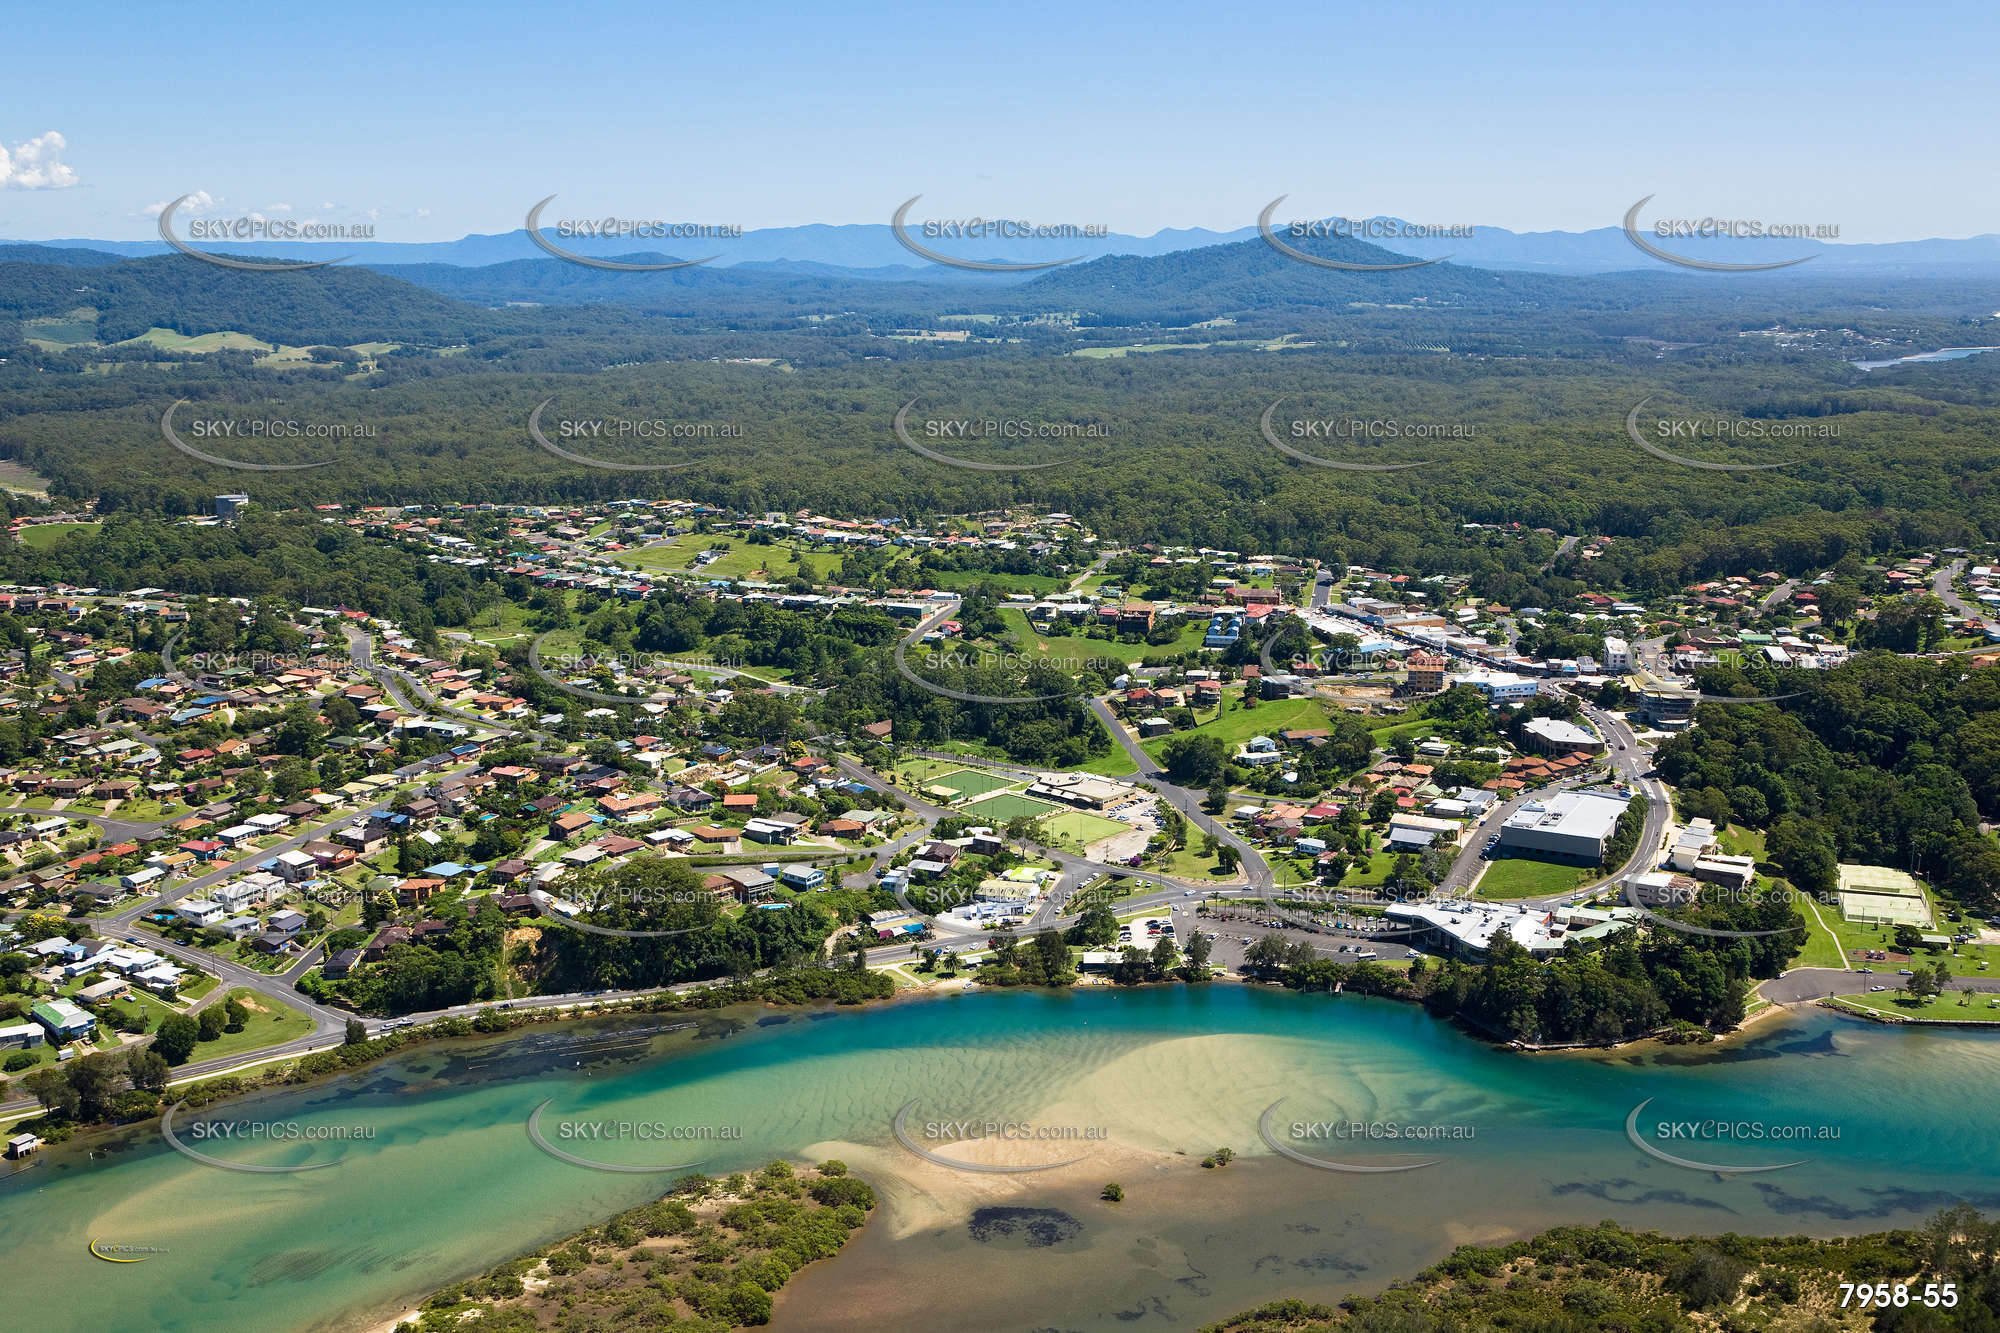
3,0 -> 1994,243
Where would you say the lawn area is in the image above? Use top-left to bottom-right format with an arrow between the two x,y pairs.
16,521 -> 102,549
1149,844 -> 1240,881
1716,823 -> 1768,860
927,767 -> 1019,801
961,791 -> 1063,823
1787,890 -> 1849,969
925,569 -> 1070,595
465,599 -> 545,645
1476,855 -> 1594,899
1037,808 -> 1132,847
892,756 -> 967,787
614,535 -> 831,583
179,988 -> 315,1065
998,609 -> 1210,666
1830,990 -> 2000,1023
1138,695 -> 1334,760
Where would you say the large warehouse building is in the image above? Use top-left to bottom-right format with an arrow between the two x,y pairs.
1495,790 -> 1631,865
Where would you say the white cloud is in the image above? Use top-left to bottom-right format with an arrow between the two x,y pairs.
145,189 -> 219,218
264,202 -> 292,213
0,131 -> 79,190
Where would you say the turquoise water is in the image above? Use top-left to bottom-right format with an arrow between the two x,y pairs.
4,987 -> 1998,1332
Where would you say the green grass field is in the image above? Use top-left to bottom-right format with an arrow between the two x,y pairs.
1831,990 -> 2000,1023
1037,809 -> 1131,846
1137,695 -> 1332,760
928,768 -> 1018,801
998,609 -> 1210,666
16,522 -> 102,549
614,535 -> 834,583
181,988 -> 315,1064
925,569 -> 1070,595
961,792 -> 1063,823
1476,855 -> 1593,899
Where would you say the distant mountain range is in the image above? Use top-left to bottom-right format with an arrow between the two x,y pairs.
11,218 -> 2000,279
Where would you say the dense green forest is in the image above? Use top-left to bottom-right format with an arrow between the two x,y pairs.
4,243 -> 1999,590
1659,655 -> 2000,912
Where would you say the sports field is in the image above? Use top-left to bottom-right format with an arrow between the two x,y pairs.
929,768 -> 1018,801
961,792 -> 1063,822
1038,809 -> 1132,846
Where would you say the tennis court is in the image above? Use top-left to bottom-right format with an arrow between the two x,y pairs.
929,768 -> 1019,801
961,791 -> 1063,822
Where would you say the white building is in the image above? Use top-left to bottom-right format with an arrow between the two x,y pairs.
1497,790 -> 1632,864
1602,636 -> 1631,672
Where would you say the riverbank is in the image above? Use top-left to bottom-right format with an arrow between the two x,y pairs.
380,1161 -> 876,1332
6,984 -> 2000,1333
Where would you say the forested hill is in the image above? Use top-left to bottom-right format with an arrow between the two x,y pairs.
0,252 -> 527,346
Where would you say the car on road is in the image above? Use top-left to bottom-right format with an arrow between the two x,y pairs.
1870,985 -> 1890,992
1899,969 -> 1915,976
